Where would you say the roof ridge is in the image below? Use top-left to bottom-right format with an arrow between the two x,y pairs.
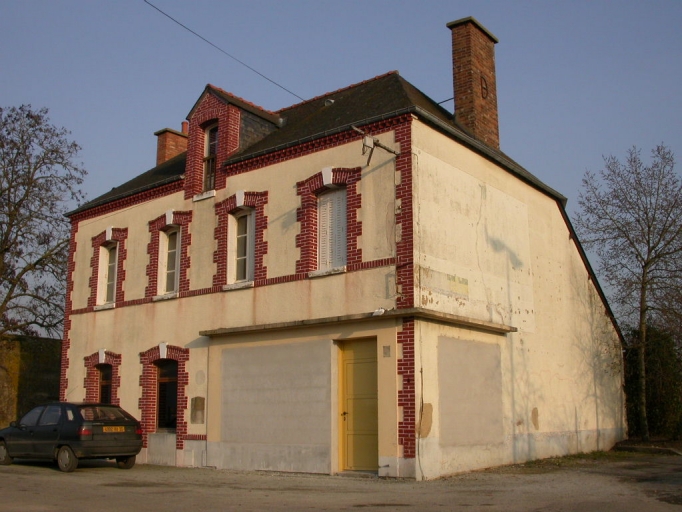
207,84 -> 278,116
277,70 -> 400,113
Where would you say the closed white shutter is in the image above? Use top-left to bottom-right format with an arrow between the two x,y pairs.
318,193 -> 332,270
318,188 -> 346,271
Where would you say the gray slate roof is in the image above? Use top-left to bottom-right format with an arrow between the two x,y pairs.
69,71 -> 565,216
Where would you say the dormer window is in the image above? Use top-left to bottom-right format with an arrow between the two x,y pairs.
203,125 -> 218,192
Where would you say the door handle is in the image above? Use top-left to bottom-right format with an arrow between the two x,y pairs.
341,411 -> 348,421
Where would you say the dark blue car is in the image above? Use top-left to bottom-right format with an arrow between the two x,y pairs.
0,402 -> 142,472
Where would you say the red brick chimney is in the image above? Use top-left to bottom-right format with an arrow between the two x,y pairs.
447,17 -> 500,149
154,121 -> 188,165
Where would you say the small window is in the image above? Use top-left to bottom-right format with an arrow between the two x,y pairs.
233,211 -> 255,282
98,364 -> 112,404
164,230 -> 179,293
203,125 -> 218,192
318,188 -> 347,271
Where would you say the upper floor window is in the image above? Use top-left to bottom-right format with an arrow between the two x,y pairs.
104,244 -> 117,303
203,125 -> 218,192
164,229 -> 180,294
318,187 -> 347,271
232,210 -> 255,283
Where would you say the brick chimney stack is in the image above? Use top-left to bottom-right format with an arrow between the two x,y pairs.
154,121 -> 189,165
447,17 -> 500,149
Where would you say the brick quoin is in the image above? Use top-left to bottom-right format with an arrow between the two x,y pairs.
138,344 -> 189,450
60,221 -> 80,401
397,317 -> 416,458
392,116 -> 416,458
213,191 -> 269,286
295,167 -> 362,273
83,351 -> 122,405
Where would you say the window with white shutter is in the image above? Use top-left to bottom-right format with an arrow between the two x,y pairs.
318,188 -> 347,271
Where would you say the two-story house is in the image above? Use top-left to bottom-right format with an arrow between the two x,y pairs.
62,17 -> 625,479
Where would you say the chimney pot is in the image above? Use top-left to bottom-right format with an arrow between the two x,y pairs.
447,16 -> 500,149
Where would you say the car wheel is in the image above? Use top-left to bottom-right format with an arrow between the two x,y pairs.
0,441 -> 12,465
116,455 -> 136,469
57,446 -> 78,472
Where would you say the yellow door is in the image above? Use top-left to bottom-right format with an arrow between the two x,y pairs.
340,339 -> 378,471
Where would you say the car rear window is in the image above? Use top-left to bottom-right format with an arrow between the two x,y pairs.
78,406 -> 128,421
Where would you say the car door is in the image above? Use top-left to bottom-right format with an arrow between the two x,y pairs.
32,404 -> 63,458
6,406 -> 45,458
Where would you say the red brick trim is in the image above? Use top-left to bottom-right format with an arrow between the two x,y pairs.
60,221 -> 80,401
185,95 -> 240,198
184,434 -> 208,441
138,344 -> 190,449
397,317 -> 416,458
295,167 -> 362,273
145,211 -> 193,298
394,119 -> 414,309
213,191 -> 269,286
69,180 -> 183,223
83,351 -> 122,405
87,228 -> 128,308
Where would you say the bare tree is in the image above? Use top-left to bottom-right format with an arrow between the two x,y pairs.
0,105 -> 86,337
575,145 -> 682,441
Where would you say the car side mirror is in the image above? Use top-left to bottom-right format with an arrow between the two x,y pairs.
10,421 -> 17,428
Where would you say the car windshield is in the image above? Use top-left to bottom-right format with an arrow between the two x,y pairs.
78,406 -> 128,421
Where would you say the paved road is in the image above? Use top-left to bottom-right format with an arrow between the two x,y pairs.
1,453 -> 681,511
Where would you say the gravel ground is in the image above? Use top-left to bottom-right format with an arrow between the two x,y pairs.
1,451 -> 681,511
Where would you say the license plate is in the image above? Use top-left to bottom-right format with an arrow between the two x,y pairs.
103,426 -> 125,433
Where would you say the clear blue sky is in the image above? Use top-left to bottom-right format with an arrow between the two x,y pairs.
2,0 -> 681,217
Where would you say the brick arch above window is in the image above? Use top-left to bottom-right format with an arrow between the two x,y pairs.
83,350 -> 121,405
138,344 -> 190,449
145,210 -> 193,298
295,167 -> 362,274
213,191 -> 268,286
87,227 -> 128,308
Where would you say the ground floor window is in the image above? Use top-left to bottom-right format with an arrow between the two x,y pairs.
97,364 -> 112,404
156,359 -> 178,430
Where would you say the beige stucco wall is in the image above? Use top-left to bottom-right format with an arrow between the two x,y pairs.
66,119 -> 624,478
65,134 -> 402,469
411,121 -> 625,478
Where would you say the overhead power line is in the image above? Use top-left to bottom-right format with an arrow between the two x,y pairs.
143,0 -> 305,101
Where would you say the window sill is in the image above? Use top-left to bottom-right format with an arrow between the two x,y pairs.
93,303 -> 115,311
153,292 -> 178,302
223,281 -> 255,291
193,190 -> 216,202
308,266 -> 347,279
